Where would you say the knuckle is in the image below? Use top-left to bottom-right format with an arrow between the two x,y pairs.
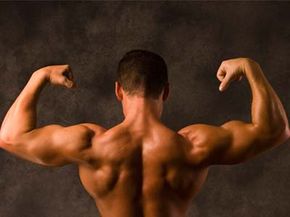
63,64 -> 70,70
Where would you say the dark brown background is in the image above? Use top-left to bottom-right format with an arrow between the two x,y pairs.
0,2 -> 290,217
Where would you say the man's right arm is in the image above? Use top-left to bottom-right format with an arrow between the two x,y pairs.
178,58 -> 289,165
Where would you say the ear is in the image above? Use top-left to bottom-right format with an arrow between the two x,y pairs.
162,82 -> 170,101
115,81 -> 123,101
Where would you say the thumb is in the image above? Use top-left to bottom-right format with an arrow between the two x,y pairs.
219,73 -> 232,92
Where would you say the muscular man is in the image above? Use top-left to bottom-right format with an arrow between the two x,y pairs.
0,50 -> 289,217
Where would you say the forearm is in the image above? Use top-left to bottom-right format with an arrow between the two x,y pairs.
0,69 -> 48,142
244,59 -> 289,141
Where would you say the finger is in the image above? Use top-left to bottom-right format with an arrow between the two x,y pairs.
216,65 -> 226,82
63,78 -> 74,88
65,66 -> 76,87
67,66 -> 74,81
63,65 -> 73,80
67,68 -> 76,87
68,69 -> 74,81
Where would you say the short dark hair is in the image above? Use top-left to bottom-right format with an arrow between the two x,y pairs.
117,49 -> 168,99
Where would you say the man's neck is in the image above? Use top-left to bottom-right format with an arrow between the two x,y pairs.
122,96 -> 163,127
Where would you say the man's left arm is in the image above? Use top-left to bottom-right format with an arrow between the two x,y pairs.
0,65 -> 105,166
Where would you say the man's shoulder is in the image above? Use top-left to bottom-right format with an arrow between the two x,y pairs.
84,123 -> 131,142
177,123 -> 226,142
80,123 -> 107,136
178,124 -> 210,135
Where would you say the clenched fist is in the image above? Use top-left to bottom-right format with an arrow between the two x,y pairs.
41,65 -> 75,88
216,58 -> 249,92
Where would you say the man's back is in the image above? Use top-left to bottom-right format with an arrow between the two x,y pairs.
78,121 -> 208,217
0,56 -> 289,217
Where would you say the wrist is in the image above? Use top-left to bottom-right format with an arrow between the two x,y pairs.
242,58 -> 263,80
32,68 -> 50,82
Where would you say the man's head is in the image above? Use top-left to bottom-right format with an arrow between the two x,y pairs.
115,50 -> 169,102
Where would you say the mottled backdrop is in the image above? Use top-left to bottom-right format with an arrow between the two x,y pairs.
0,2 -> 290,217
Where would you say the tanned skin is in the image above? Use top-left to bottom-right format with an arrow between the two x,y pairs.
0,58 -> 289,217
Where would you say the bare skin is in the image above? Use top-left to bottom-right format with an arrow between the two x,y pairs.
0,58 -> 289,217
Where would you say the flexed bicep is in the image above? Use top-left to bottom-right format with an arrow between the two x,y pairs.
0,65 -> 106,167
178,124 -> 232,166
179,121 -> 275,166
211,58 -> 289,164
179,58 -> 289,166
178,123 -> 254,166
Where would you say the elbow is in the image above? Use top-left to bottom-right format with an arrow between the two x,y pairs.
0,132 -> 10,149
0,130 -> 18,146
275,121 -> 290,143
281,123 -> 290,142
0,135 -> 12,147
0,131 -> 9,145
254,119 -> 290,146
261,122 -> 290,145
